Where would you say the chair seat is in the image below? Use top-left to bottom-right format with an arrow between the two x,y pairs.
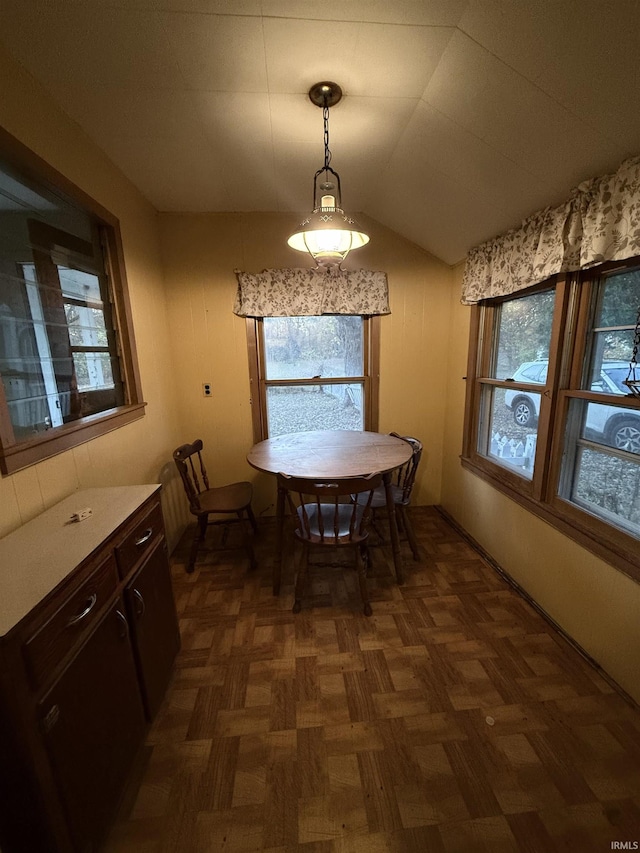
295,502 -> 367,544
357,483 -> 406,508
194,481 -> 253,515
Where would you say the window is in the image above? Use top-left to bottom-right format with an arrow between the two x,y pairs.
463,262 -> 640,580
0,128 -> 144,475
246,314 -> 380,442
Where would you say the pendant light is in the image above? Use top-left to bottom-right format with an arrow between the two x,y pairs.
288,82 -> 369,267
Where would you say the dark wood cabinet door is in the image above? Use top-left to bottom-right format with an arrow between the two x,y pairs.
125,540 -> 180,720
39,600 -> 145,853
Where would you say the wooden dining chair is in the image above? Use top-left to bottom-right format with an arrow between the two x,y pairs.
278,471 -> 383,616
173,439 -> 258,574
358,433 -> 423,561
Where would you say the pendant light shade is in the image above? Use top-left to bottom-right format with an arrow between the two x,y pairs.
288,82 -> 369,267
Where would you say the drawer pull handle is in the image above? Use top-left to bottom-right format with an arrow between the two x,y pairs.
115,609 -> 129,639
134,528 -> 153,547
133,588 -> 145,618
66,593 -> 97,627
43,704 -> 60,733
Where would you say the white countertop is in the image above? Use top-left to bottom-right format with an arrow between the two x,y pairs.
0,485 -> 161,638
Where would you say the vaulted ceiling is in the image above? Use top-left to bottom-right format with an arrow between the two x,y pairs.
1,1 -> 640,265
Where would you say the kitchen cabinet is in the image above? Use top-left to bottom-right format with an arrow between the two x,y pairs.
124,539 -> 181,719
39,598 -> 146,852
0,485 -> 180,853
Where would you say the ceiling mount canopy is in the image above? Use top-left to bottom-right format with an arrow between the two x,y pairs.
287,81 -> 369,268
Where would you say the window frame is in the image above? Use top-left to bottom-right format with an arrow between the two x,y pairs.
462,262 -> 640,582
245,314 -> 380,444
0,125 -> 144,476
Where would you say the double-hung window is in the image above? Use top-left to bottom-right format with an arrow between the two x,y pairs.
0,128 -> 143,474
246,314 -> 380,442
463,261 -> 640,579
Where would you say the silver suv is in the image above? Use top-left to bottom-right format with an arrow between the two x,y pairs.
504,360 -> 640,454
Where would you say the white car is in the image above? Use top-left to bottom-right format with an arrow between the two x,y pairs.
504,360 -> 640,454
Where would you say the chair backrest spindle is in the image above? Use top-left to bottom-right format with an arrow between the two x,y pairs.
173,439 -> 213,513
389,433 -> 423,504
279,473 -> 382,546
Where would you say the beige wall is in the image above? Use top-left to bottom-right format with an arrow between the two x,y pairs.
441,262 -> 640,704
0,44 -> 187,548
158,212 -> 452,517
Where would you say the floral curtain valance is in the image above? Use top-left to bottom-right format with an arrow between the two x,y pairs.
462,155 -> 640,304
233,268 -> 390,317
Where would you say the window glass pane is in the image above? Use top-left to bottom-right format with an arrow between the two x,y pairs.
587,269 -> 639,391
59,266 -> 102,303
266,383 -> 364,436
478,385 -> 540,479
519,363 -> 547,382
595,269 -> 640,327
560,399 -> 640,536
493,289 -> 555,380
263,316 -> 363,380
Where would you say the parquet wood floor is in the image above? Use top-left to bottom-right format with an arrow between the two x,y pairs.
104,507 -> 640,852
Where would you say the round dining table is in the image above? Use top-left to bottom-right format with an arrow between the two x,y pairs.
247,429 -> 413,594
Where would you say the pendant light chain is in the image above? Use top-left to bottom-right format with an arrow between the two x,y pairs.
323,104 -> 332,170
630,306 -> 640,368
624,303 -> 640,397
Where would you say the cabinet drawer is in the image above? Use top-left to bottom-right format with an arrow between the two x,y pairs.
115,501 -> 164,580
23,554 -> 118,689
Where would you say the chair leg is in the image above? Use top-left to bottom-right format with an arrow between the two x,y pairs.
356,544 -> 373,617
400,506 -> 420,561
292,543 -> 309,613
237,511 -> 257,570
246,502 -> 259,534
187,515 -> 208,573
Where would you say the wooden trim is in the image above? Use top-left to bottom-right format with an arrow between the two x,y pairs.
0,379 -> 16,449
461,305 -> 481,459
477,377 -> 552,391
245,319 -> 263,445
256,319 -> 269,440
0,404 -> 146,476
369,315 -> 381,432
102,224 -> 143,406
264,376 -> 366,388
531,277 -> 568,500
28,220 -> 94,261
